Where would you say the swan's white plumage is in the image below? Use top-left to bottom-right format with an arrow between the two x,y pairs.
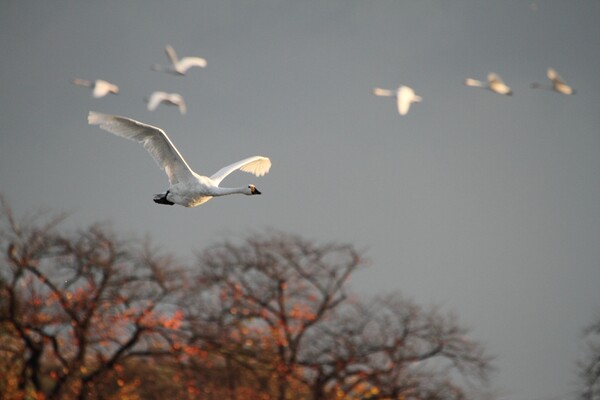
87,112 -> 271,207
153,45 -> 207,75
147,91 -> 187,114
397,86 -> 421,115
372,88 -> 395,97
373,85 -> 421,115
88,112 -> 193,184
546,68 -> 575,95
71,78 -> 119,98
464,73 -> 512,95
464,78 -> 484,88
210,156 -> 271,185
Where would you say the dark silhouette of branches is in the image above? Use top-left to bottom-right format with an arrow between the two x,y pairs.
579,314 -> 600,400
186,231 -> 364,400
0,198 -> 494,400
300,294 -> 492,400
0,196 -> 189,400
187,231 -> 493,400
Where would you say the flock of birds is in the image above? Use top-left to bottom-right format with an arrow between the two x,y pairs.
72,45 -> 576,208
373,68 -> 576,115
71,45 -> 206,115
74,45 -> 271,208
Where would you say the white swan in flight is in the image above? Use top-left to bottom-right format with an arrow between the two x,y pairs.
531,68 -> 576,95
464,73 -> 513,95
372,85 -> 422,115
151,45 -> 207,75
71,78 -> 119,98
88,112 -> 271,207
146,91 -> 187,114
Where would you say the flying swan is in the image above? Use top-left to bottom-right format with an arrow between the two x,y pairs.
372,85 -> 422,115
146,91 -> 187,114
88,112 -> 271,207
151,45 -> 207,75
464,73 -> 513,95
531,68 -> 576,95
71,78 -> 120,98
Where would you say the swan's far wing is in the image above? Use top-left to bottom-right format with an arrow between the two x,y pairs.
165,45 -> 178,66
88,112 -> 195,184
92,82 -> 110,98
397,87 -> 413,115
147,92 -> 166,111
92,80 -> 118,98
547,68 -> 567,84
210,156 -> 271,185
176,97 -> 187,114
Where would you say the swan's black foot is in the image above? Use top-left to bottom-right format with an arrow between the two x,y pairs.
153,191 -> 174,206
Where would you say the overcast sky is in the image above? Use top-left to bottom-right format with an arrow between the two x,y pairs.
1,1 -> 599,399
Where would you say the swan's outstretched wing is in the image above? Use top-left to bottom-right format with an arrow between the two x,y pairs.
93,80 -> 119,98
464,78 -> 484,87
71,78 -> 92,88
547,68 -> 561,83
174,95 -> 187,114
210,156 -> 271,186
487,73 -> 503,84
372,88 -> 395,97
397,86 -> 413,115
88,112 -> 195,184
177,57 -> 207,73
165,45 -> 179,66
147,91 -> 168,111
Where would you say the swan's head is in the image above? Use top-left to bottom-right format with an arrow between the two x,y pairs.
247,184 -> 261,195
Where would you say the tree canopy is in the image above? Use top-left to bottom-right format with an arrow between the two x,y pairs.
0,198 -> 493,400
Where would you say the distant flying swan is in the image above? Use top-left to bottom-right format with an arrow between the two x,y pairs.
531,68 -> 576,95
464,73 -> 513,95
88,112 -> 271,207
151,45 -> 207,75
146,91 -> 187,114
372,85 -> 422,115
71,78 -> 119,98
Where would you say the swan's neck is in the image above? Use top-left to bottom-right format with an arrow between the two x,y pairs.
212,186 -> 248,196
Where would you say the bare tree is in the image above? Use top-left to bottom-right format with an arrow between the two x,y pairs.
0,197 -> 189,400
301,294 -> 493,400
187,231 -> 364,400
579,314 -> 600,400
0,198 -> 495,400
187,231 -> 493,400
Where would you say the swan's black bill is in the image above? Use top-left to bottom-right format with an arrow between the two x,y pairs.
251,188 -> 261,195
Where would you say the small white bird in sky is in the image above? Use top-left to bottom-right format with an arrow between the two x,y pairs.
464,73 -> 513,95
151,45 -> 207,75
372,85 -> 422,115
146,91 -> 187,114
531,68 -> 576,95
88,112 -> 271,208
71,78 -> 120,98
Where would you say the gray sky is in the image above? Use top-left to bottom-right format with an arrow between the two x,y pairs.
1,1 -> 599,399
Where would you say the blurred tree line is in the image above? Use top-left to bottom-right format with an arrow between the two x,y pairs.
579,316 -> 600,400
0,197 -> 494,400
